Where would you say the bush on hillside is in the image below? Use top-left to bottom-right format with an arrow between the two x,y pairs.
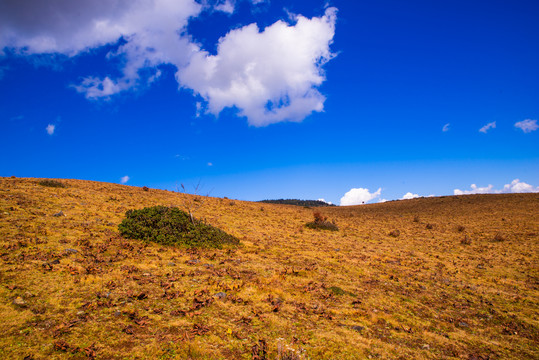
118,206 -> 240,248
305,211 -> 339,231
37,179 -> 66,188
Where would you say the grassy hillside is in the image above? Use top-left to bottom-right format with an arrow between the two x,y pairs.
0,177 -> 538,359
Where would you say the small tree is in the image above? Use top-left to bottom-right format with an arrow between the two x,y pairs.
175,180 -> 210,225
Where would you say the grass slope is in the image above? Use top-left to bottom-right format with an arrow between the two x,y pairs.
0,177 -> 538,359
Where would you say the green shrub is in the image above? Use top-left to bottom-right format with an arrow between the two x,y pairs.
328,286 -> 346,296
37,179 -> 66,188
118,206 -> 240,248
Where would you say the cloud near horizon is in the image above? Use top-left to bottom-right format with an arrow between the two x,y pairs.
340,187 -> 382,206
401,192 -> 419,200
0,0 -> 337,126
120,175 -> 130,184
454,179 -> 539,195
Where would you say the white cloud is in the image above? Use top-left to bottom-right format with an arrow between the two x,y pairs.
215,0 -> 235,14
378,198 -> 388,203
45,124 -> 55,135
120,175 -> 130,184
442,123 -> 450,132
1,0 -> 203,99
317,198 -> 333,205
73,76 -> 123,99
479,121 -> 496,133
514,119 -> 538,133
207,162 -> 213,166
454,179 -> 538,195
1,1 -> 338,126
195,102 -> 203,117
401,192 -> 419,200
501,179 -> 539,193
176,7 -> 337,126
340,187 -> 382,206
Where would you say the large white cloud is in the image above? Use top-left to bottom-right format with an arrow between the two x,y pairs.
454,179 -> 538,195
177,7 -> 337,126
0,1 -> 337,126
340,187 -> 382,206
1,0 -> 202,98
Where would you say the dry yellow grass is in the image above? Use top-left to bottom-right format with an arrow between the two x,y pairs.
0,177 -> 538,359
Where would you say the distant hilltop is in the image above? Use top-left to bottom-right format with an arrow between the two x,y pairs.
258,199 -> 336,207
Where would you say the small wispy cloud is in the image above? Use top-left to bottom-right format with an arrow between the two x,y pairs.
207,162 -> 213,167
46,124 -> 55,135
120,175 -> 130,184
195,102 -> 203,118
214,0 -> 235,14
479,121 -> 496,133
514,119 -> 538,133
442,123 -> 450,132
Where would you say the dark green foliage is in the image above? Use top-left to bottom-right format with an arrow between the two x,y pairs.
305,211 -> 339,231
259,199 -> 336,207
37,179 -> 66,188
118,206 -> 240,248
328,286 -> 346,296
328,286 -> 355,296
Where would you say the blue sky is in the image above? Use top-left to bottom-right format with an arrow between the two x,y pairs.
1,0 -> 538,205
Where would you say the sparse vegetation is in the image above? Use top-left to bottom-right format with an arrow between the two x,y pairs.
493,232 -> 507,242
37,179 -> 66,188
118,206 -> 239,248
305,211 -> 339,231
461,235 -> 472,245
388,229 -> 401,237
0,177 -> 538,359
142,186 -> 149,191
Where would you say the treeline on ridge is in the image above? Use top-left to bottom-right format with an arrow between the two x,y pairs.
259,199 -> 336,207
